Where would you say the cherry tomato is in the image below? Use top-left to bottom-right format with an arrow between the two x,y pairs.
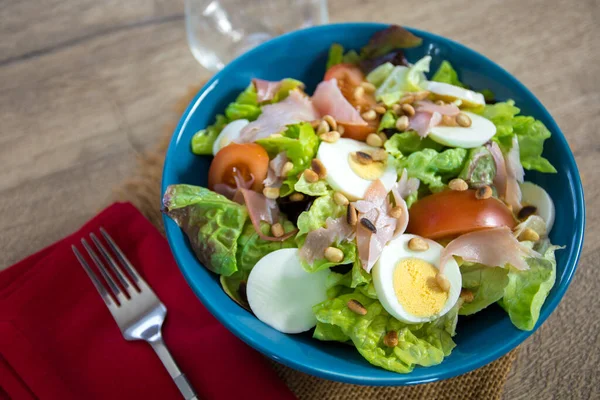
208,143 -> 269,192
407,189 -> 517,240
325,64 -> 378,141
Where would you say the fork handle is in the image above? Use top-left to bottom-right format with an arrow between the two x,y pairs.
150,338 -> 198,400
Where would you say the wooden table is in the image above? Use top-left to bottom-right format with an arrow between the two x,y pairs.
1,0 -> 598,398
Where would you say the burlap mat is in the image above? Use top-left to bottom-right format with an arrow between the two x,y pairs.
114,85 -> 518,400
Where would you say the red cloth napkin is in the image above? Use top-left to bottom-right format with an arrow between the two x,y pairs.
0,202 -> 296,400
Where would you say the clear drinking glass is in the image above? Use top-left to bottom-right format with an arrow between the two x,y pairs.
185,0 -> 329,72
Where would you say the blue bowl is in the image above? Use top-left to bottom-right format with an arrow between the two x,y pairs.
161,23 -> 585,385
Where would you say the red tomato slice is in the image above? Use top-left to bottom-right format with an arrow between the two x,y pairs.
407,189 -> 517,240
208,143 -> 269,192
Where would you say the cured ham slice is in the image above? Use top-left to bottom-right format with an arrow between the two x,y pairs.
414,100 -> 460,116
311,79 -> 367,125
299,217 -> 355,263
263,152 -> 288,188
237,90 -> 318,143
439,227 -> 539,273
409,111 -> 442,137
252,78 -> 281,103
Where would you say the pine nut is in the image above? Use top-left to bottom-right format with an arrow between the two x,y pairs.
366,133 -> 383,147
456,113 -> 472,127
414,91 -> 430,101
395,115 -> 409,131
401,104 -> 416,117
475,185 -> 493,199
311,159 -> 327,179
448,178 -> 468,191
442,114 -> 458,126
399,94 -> 415,104
436,273 -> 451,292
360,81 -> 376,93
392,103 -> 403,114
374,105 -> 387,114
460,288 -> 475,303
324,246 -> 344,263
347,204 -> 358,226
519,228 -> 540,242
408,237 -> 429,251
333,192 -> 349,206
310,119 -> 321,129
435,100 -> 445,106
323,115 -> 337,131
361,109 -> 377,121
290,192 -> 304,202
271,223 -> 284,238
263,187 -> 280,199
377,132 -> 388,143
347,299 -> 367,315
337,125 -> 345,135
354,85 -> 365,99
320,130 -> 340,143
383,331 -> 399,347
389,206 -> 403,219
316,120 -> 330,135
303,169 -> 319,183
280,161 -> 294,176
371,148 -> 388,161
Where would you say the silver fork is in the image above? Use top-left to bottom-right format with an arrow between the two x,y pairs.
72,227 -> 197,400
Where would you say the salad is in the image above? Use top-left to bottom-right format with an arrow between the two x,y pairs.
163,25 -> 562,374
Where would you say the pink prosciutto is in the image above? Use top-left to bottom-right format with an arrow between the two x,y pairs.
237,90 -> 318,143
299,217 -> 355,263
311,79 -> 367,125
389,169 -> 419,238
409,111 -> 442,138
252,78 -> 281,103
263,152 -> 288,189
488,138 -> 524,211
415,100 -> 460,116
439,227 -> 539,273
353,180 -> 398,272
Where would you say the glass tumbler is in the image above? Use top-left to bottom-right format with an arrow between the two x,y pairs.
185,0 -> 329,72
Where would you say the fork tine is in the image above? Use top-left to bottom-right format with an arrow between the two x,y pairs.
100,227 -> 146,289
90,233 -> 134,292
72,245 -> 117,308
81,238 -> 123,301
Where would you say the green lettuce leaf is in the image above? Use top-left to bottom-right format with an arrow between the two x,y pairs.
162,184 -> 247,276
342,50 -> 361,64
313,292 -> 459,373
269,78 -> 305,103
378,110 -> 397,132
296,194 -> 346,243
256,123 -> 319,196
501,241 -> 562,330
225,84 -> 261,121
294,174 -> 330,196
191,114 -> 229,155
482,101 -> 556,173
326,43 -> 344,70
304,242 -> 357,273
314,322 -> 350,342
396,148 -> 467,191
459,263 -> 509,315
384,131 -> 443,157
367,62 -> 396,87
372,56 -> 431,106
221,220 -> 297,307
458,146 -> 496,187
431,60 -> 465,87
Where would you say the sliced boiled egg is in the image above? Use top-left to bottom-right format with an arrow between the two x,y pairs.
212,119 -> 249,155
246,248 -> 330,334
520,181 -> 555,232
427,112 -> 496,149
372,234 -> 462,324
317,138 -> 397,200
426,81 -> 485,108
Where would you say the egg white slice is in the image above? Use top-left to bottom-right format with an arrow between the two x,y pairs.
426,81 -> 485,107
373,234 -> 462,324
428,112 -> 496,149
317,138 -> 397,200
212,119 -> 250,155
520,181 -> 555,232
246,248 -> 330,334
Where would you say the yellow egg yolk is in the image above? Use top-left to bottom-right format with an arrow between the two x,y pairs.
393,257 -> 448,317
347,153 -> 386,180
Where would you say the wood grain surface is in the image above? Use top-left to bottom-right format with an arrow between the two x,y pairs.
1,0 -> 598,398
